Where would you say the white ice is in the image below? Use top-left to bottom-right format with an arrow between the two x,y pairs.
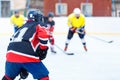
0,17 -> 120,80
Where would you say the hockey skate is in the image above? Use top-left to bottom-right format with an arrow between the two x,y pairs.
83,45 -> 87,51
64,43 -> 68,51
64,46 -> 68,51
63,44 -> 74,55
51,47 -> 57,54
51,50 -> 57,54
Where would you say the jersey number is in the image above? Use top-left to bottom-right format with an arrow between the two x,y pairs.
11,27 -> 28,42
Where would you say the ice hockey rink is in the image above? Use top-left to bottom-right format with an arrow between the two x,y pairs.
0,17 -> 120,80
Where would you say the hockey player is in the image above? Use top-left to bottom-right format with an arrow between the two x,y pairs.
10,10 -> 25,33
44,12 -> 57,53
64,8 -> 87,52
2,10 -> 50,80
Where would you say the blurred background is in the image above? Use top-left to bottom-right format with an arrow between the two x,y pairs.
0,0 -> 119,17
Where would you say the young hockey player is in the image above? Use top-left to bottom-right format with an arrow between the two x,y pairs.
10,10 -> 25,33
44,12 -> 57,53
2,10 -> 50,80
64,8 -> 87,52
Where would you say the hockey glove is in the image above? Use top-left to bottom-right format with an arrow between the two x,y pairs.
76,26 -> 85,34
49,37 -> 52,43
69,27 -> 77,33
36,47 -> 49,60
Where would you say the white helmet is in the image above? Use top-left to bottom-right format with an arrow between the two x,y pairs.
73,8 -> 81,14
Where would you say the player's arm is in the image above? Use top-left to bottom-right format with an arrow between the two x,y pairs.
10,16 -> 18,28
18,15 -> 25,27
36,25 -> 50,60
21,15 -> 26,24
67,15 -> 72,27
10,15 -> 14,24
67,18 -> 77,32
76,16 -> 86,34
81,15 -> 85,27
67,14 -> 77,32
37,25 -> 49,49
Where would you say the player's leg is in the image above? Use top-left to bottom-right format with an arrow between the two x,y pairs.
78,33 -> 87,51
64,29 -> 74,51
2,62 -> 22,80
19,68 -> 29,79
23,62 -> 49,80
49,36 -> 56,53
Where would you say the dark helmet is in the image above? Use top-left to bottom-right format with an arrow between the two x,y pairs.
48,12 -> 54,18
14,10 -> 19,14
27,10 -> 43,22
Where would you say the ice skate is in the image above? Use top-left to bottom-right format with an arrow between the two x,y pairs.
51,49 -> 57,53
64,43 -> 68,51
51,47 -> 57,54
83,45 -> 87,51
64,46 -> 68,51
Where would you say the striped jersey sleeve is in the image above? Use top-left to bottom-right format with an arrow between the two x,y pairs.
36,24 -> 50,50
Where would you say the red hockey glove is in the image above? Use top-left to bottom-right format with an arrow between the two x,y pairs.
69,27 -> 77,33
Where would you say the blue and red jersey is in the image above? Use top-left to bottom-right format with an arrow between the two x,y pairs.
6,21 -> 50,63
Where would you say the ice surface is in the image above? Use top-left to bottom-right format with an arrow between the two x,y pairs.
0,17 -> 120,80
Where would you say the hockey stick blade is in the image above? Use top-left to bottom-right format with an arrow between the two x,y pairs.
54,44 -> 74,55
66,53 -> 74,55
108,40 -> 113,43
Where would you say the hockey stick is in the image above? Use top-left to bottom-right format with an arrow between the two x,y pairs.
54,44 -> 74,55
19,78 -> 23,80
19,75 -> 25,80
19,78 -> 25,80
76,31 -> 113,43
87,35 -> 113,43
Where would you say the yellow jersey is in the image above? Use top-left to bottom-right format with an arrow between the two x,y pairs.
10,15 -> 25,28
67,13 -> 85,28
